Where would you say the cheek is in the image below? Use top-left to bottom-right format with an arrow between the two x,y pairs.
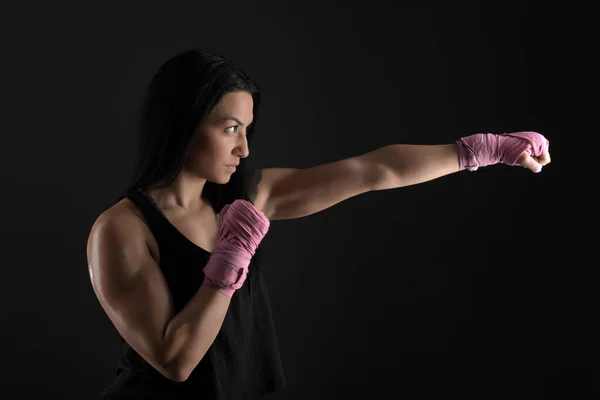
189,131 -> 228,166
193,142 -> 223,169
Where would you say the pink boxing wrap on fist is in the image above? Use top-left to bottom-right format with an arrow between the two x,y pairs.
456,131 -> 549,171
202,199 -> 270,297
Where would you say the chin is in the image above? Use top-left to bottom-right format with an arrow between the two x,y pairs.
219,174 -> 233,184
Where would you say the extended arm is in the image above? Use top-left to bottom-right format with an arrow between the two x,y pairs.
253,131 -> 550,220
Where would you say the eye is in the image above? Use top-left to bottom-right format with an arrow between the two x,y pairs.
225,125 -> 238,134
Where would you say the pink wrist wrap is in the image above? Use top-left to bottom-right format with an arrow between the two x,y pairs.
456,131 -> 549,171
202,200 -> 270,297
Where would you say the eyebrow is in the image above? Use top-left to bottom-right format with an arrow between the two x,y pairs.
222,116 -> 252,126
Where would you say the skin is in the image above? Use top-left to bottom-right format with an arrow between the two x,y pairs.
87,89 -> 552,381
86,91 -> 260,382
148,90 -> 254,214
130,90 -> 258,254
98,90 -> 258,260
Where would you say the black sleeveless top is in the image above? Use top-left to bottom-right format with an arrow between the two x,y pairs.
99,186 -> 286,399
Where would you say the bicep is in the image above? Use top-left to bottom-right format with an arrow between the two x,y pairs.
87,215 -> 177,380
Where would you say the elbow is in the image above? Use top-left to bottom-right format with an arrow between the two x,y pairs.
370,165 -> 395,191
360,152 -> 393,192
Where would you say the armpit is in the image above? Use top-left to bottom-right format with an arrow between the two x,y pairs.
245,168 -> 262,205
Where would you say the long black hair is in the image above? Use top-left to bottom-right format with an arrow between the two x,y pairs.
125,49 -> 265,264
127,48 -> 261,214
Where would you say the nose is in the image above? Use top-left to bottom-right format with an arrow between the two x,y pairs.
234,134 -> 250,159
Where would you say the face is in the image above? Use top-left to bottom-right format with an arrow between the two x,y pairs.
185,91 -> 254,184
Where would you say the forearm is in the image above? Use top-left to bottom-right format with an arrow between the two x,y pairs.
162,284 -> 232,382
365,143 -> 460,191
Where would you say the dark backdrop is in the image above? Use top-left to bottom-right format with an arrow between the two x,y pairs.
2,1 -> 581,399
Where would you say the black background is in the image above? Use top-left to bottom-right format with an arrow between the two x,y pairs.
2,1 -> 582,399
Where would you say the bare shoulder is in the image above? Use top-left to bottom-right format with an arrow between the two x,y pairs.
87,198 -> 159,269
107,198 -> 146,225
90,198 -> 145,241
85,199 -> 178,380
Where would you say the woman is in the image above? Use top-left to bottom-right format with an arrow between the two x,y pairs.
86,49 -> 550,399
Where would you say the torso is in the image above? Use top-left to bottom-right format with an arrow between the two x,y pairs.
108,193 -> 219,263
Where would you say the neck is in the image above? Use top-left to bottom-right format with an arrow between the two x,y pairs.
147,170 -> 211,213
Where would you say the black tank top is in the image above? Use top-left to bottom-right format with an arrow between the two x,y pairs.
99,187 -> 286,399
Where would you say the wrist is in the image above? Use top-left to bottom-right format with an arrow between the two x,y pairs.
202,277 -> 236,297
456,133 -> 500,171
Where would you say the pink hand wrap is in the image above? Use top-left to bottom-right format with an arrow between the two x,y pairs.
456,131 -> 549,171
202,200 -> 270,297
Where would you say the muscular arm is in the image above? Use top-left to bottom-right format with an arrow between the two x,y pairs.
88,212 -> 234,383
364,144 -> 460,191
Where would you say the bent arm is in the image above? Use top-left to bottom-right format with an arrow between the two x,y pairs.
162,286 -> 232,381
88,213 -> 233,383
